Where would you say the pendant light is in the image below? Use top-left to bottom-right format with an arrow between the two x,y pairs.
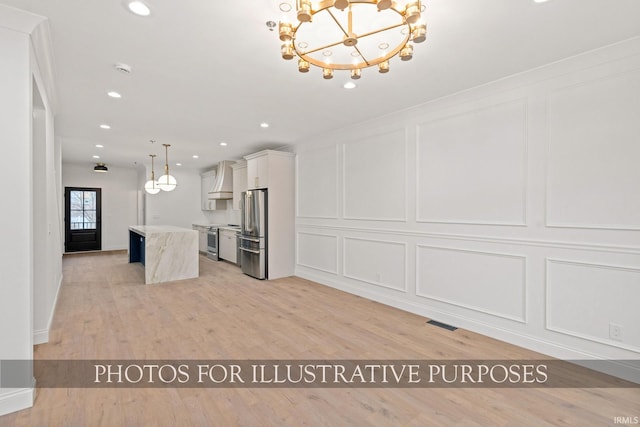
157,143 -> 177,191
144,154 -> 160,194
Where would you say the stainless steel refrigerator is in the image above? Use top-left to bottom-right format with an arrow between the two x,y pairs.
239,189 -> 267,279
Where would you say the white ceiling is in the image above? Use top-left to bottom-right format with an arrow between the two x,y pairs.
3,0 -> 640,171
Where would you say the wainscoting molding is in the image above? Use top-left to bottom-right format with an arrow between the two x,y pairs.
296,144 -> 339,219
545,67 -> 640,231
296,231 -> 339,275
546,258 -> 640,353
416,244 -> 527,323
343,236 -> 408,292
296,223 -> 640,255
342,128 -> 408,222
415,98 -> 528,226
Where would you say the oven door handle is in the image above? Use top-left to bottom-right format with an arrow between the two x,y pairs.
238,236 -> 260,243
239,247 -> 261,255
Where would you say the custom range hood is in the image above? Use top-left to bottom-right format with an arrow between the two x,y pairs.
208,160 -> 235,199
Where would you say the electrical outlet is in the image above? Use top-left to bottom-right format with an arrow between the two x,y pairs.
609,323 -> 623,341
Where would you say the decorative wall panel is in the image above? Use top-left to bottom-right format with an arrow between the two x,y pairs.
344,237 -> 407,292
416,100 -> 527,225
297,145 -> 339,218
416,245 -> 526,322
547,259 -> 640,351
343,129 -> 406,221
296,232 -> 338,274
546,69 -> 640,229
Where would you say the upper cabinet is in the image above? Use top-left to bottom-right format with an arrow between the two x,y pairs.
246,153 -> 269,190
245,150 -> 295,190
200,170 -> 226,210
231,159 -> 247,211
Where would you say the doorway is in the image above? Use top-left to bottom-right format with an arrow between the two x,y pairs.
64,187 -> 102,252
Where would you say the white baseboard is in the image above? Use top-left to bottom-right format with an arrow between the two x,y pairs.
296,269 -> 640,384
0,386 -> 34,417
33,274 -> 63,345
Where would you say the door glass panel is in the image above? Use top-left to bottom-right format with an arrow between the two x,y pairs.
83,211 -> 96,229
70,191 -> 84,210
69,190 -> 97,230
83,191 -> 96,210
70,212 -> 83,229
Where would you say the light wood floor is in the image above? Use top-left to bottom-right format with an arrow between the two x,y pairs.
1,252 -> 638,426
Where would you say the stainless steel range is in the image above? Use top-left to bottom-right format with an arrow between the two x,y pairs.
206,226 -> 219,260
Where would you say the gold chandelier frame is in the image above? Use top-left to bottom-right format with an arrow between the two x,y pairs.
278,0 -> 426,78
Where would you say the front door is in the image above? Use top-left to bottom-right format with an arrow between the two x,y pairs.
64,187 -> 102,252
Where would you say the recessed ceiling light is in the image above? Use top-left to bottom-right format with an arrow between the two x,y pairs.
260,122 -> 270,128
378,42 -> 389,50
95,144 -> 104,148
175,163 -> 182,166
93,155 -> 100,159
127,1 -> 151,16
343,82 -> 356,89
192,155 -> 199,159
298,41 -> 308,49
322,50 -> 333,57
279,2 -> 292,12
220,142 -> 228,146
107,91 -> 121,98
99,124 -> 111,129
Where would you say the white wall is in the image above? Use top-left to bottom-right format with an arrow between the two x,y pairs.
144,168 -> 204,227
295,37 -> 640,381
0,6 -> 62,416
62,163 -> 139,251
143,167 -> 240,227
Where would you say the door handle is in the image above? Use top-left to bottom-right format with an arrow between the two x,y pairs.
238,236 -> 260,243
239,247 -> 261,254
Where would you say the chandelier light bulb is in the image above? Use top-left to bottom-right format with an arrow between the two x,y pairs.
377,0 -> 392,11
279,22 -> 293,41
298,58 -> 310,73
400,44 -> 414,61
297,0 -> 312,22
334,0 -> 350,10
145,180 -> 160,195
405,1 -> 421,24
281,42 -> 295,60
411,23 -> 427,43
157,174 -> 177,192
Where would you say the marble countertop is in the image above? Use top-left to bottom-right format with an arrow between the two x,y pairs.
129,225 -> 197,237
192,223 -> 240,231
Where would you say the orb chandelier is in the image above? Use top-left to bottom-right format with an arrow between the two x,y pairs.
276,0 -> 426,79
144,154 -> 161,195
157,143 -> 177,192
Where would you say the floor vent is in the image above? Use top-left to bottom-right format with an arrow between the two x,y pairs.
427,320 -> 458,331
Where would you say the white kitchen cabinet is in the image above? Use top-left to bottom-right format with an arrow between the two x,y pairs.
192,225 -> 207,253
219,228 -> 237,264
231,160 -> 247,210
246,153 -> 269,189
200,170 -> 226,210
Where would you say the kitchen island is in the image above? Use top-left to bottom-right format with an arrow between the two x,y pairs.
129,225 -> 199,284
